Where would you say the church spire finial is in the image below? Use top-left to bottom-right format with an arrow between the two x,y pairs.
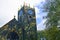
24,2 -> 25,6
14,15 -> 16,18
29,4 -> 30,7
24,2 -> 27,6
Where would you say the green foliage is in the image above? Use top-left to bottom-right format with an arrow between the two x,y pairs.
44,0 -> 60,28
43,0 -> 60,40
45,27 -> 58,40
37,31 -> 47,40
37,27 -> 60,40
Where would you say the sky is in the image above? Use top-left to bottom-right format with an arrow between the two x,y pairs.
0,0 -> 47,30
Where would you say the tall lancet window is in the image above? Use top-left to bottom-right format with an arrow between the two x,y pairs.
18,9 -> 23,22
19,10 -> 23,16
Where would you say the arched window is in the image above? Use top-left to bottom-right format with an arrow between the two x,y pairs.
19,10 -> 23,16
7,32 -> 19,40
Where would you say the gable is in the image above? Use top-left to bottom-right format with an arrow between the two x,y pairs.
0,18 -> 20,36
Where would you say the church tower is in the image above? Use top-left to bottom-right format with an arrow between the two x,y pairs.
0,4 -> 37,40
18,5 -> 37,40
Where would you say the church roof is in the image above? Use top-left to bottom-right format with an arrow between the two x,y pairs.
0,18 -> 20,31
2,18 -> 18,27
0,18 -> 20,36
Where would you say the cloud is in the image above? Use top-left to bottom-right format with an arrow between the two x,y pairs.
35,0 -> 47,30
37,19 -> 46,30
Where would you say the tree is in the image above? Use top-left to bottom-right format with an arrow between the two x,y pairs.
43,0 -> 60,40
45,26 -> 58,40
37,31 -> 47,40
44,0 -> 60,28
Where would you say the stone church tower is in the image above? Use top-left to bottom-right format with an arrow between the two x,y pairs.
0,5 -> 37,40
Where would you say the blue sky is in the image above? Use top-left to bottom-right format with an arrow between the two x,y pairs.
0,0 -> 47,30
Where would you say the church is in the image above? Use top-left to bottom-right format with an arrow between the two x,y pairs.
0,5 -> 37,40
